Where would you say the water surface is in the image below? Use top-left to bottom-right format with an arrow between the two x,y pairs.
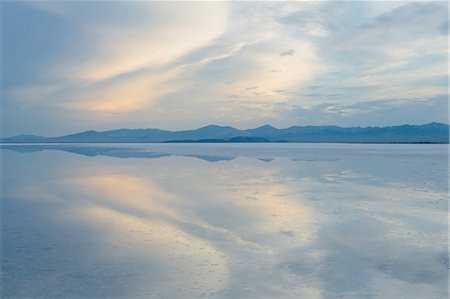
1,143 -> 448,298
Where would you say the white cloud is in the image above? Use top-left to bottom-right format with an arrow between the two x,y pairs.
9,2 -> 229,114
2,1 -> 448,135
33,2 -> 229,81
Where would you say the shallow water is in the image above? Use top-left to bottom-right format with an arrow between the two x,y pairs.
1,143 -> 448,298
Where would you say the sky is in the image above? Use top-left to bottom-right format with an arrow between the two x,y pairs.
1,1 -> 448,137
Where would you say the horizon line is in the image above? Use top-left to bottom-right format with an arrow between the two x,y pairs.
2,121 -> 449,139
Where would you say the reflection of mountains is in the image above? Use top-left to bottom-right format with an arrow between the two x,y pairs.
1,145 -> 237,162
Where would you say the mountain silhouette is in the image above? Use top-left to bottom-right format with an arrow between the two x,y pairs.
1,123 -> 448,143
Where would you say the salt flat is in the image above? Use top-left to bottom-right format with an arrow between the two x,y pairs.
1,143 -> 448,298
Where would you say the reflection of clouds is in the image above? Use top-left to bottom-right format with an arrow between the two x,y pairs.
2,146 -> 448,298
61,174 -> 231,297
57,162 -> 321,297
73,205 -> 229,298
281,216 -> 448,298
278,166 -> 448,298
67,168 -> 319,247
68,174 -> 181,220
222,176 -> 318,247
71,158 -> 446,298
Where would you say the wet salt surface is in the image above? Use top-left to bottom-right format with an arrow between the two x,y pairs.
1,143 -> 448,298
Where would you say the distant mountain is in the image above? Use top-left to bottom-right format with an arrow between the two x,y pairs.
1,123 -> 449,143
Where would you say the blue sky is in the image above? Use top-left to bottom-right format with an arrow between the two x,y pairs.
1,1 -> 448,136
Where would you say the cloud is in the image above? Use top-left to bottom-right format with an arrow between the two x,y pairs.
280,49 -> 295,56
275,1 -> 448,111
371,2 -> 448,36
31,1 -> 229,81
4,1 -> 229,115
175,8 -> 323,105
67,68 -> 184,113
1,1 -> 448,136
282,95 -> 449,126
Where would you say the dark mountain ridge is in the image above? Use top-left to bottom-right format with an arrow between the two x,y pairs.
1,122 -> 448,143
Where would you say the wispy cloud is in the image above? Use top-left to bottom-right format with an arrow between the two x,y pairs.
1,1 -> 448,135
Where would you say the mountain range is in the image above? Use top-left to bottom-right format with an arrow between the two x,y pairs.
1,123 -> 449,143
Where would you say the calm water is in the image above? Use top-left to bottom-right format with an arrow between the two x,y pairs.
1,143 -> 448,298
